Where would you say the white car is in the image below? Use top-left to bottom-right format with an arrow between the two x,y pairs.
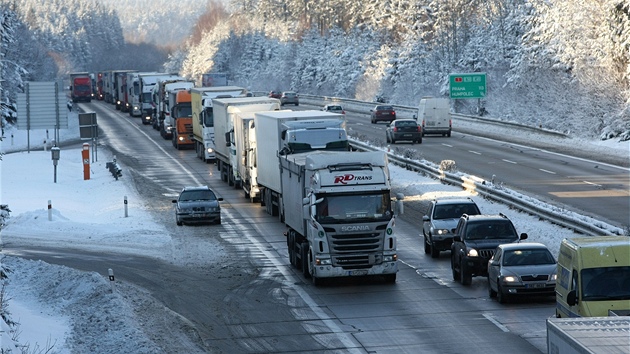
322,104 -> 345,115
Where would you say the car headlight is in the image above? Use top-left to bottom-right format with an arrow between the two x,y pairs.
435,229 -> 450,235
467,248 -> 478,257
550,274 -> 557,281
502,276 -> 518,283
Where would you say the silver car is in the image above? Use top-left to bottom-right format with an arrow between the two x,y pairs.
487,242 -> 557,303
172,186 -> 223,225
422,198 -> 481,258
280,91 -> 299,106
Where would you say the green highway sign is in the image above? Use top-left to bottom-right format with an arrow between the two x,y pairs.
449,73 -> 486,99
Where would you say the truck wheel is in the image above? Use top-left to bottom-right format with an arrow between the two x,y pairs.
460,261 -> 472,286
301,243 -> 311,278
384,274 -> 396,284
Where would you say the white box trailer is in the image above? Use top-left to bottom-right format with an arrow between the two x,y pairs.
281,150 -> 402,285
547,317 -> 630,354
253,110 -> 349,218
212,96 -> 282,187
190,87 -> 248,162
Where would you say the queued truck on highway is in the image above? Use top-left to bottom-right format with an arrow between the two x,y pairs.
136,72 -> 181,126
190,87 -> 249,163
170,90 -> 194,150
212,96 -> 281,187
254,111 -> 350,219
155,78 -> 194,132
282,150 -> 403,285
69,72 -> 93,102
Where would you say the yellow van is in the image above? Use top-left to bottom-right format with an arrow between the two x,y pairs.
556,236 -> 630,318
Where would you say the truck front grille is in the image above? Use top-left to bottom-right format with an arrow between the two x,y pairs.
328,231 -> 384,269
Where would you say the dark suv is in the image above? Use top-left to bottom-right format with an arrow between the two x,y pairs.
450,213 -> 527,285
422,198 -> 481,258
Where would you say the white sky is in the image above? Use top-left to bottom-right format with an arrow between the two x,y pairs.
0,113 -> 628,353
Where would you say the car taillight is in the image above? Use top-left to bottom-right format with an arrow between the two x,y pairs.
417,126 -> 421,132
393,127 -> 398,132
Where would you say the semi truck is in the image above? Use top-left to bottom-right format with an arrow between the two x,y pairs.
211,96 -> 281,186
190,86 -> 248,162
281,150 -> 402,285
254,111 -> 350,219
171,90 -> 194,150
156,79 -> 194,132
201,72 -> 228,87
137,72 -> 180,125
127,72 -> 159,117
547,316 -> 630,354
69,72 -> 92,102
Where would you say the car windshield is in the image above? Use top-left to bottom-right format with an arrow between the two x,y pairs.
502,249 -> 555,266
581,266 -> 630,301
378,106 -> 393,111
433,204 -> 480,219
464,221 -> 517,240
327,106 -> 342,111
179,190 -> 217,201
315,192 -> 392,223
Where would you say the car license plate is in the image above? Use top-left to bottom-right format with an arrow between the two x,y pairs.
403,134 -> 412,137
349,270 -> 368,276
426,122 -> 436,126
526,283 -> 545,288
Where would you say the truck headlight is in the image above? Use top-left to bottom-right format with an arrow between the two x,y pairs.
467,248 -> 478,257
316,258 -> 331,265
206,147 -> 214,153
383,255 -> 397,262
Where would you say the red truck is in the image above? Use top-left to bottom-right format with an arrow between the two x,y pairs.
70,72 -> 93,102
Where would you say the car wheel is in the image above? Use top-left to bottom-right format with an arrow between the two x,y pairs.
371,118 -> 375,124
215,217 -> 221,225
460,261 -> 472,285
418,138 -> 422,144
451,254 -> 460,281
430,241 -> 440,258
488,278 -> 497,298
497,283 -> 509,304
424,234 -> 430,254
176,220 -> 183,226
391,138 -> 396,144
386,135 -> 390,143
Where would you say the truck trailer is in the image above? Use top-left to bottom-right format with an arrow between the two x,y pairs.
69,72 -> 92,103
190,87 -> 248,163
547,316 -> 630,354
254,110 -> 350,219
212,96 -> 281,187
282,150 -> 402,285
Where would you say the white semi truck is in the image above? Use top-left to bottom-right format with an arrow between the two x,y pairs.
212,96 -> 281,187
281,150 -> 402,285
190,87 -> 248,163
157,80 -> 195,138
254,110 -> 350,219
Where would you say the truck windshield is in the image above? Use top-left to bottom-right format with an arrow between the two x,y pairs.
581,266 -> 630,301
174,104 -> 192,118
315,193 -> 391,223
203,108 -> 214,127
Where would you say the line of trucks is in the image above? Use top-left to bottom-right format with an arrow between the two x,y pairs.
92,76 -> 403,285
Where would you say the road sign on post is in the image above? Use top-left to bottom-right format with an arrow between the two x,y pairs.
449,73 -> 486,99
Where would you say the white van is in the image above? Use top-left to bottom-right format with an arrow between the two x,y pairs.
556,236 -> 630,318
417,97 -> 451,137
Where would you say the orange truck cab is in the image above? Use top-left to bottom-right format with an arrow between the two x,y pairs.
172,90 -> 194,150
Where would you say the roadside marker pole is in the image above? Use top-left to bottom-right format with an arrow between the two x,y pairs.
108,268 -> 115,292
48,200 -> 52,221
124,196 -> 128,217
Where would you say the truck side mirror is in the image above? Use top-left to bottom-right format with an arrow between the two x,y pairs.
567,290 -> 578,306
225,131 -> 231,146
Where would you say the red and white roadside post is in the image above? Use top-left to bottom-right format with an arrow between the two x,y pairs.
82,143 -> 90,180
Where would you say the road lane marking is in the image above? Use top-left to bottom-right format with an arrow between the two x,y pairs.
539,169 -> 556,174
502,159 -> 517,164
469,150 -> 481,155
483,313 -> 510,332
441,143 -> 454,147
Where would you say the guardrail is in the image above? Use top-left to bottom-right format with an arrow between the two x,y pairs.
297,94 -> 568,138
349,139 -> 623,236
253,91 -> 622,235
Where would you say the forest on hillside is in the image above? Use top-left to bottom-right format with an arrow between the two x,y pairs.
2,0 -> 629,140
